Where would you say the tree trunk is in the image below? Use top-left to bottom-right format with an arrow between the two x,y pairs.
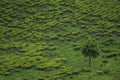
89,56 -> 91,66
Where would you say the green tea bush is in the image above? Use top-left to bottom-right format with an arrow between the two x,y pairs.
0,76 -> 5,80
73,46 -> 81,50
102,69 -> 110,74
103,52 -> 119,58
96,71 -> 104,75
81,67 -> 91,72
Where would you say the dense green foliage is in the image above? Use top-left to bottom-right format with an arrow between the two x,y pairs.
82,37 -> 99,66
0,0 -> 120,80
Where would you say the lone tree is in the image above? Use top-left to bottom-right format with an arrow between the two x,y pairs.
81,37 -> 99,66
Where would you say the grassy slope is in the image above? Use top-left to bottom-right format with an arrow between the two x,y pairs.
0,0 -> 120,80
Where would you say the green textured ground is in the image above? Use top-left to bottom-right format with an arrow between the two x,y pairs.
0,0 -> 120,80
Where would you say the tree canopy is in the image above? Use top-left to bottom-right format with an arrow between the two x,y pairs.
82,37 -> 100,66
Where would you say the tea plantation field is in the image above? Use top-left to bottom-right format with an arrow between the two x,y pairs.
0,0 -> 120,80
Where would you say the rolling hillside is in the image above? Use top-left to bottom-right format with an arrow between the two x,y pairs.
0,0 -> 120,80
